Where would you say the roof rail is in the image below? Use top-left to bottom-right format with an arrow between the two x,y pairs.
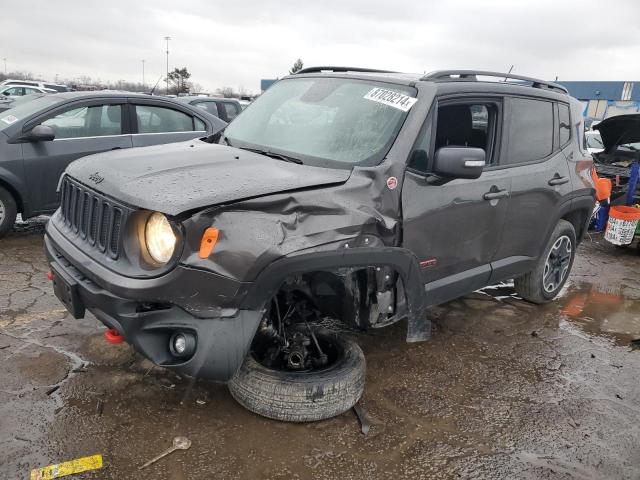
421,70 -> 569,94
295,66 -> 398,75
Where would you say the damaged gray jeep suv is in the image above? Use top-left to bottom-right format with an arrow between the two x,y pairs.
45,68 -> 595,422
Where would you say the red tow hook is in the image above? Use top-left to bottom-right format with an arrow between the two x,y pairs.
47,271 -> 54,281
104,328 -> 124,344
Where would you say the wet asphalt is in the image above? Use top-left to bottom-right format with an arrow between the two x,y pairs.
1,218 -> 639,480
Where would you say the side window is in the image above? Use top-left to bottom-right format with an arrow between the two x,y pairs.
223,102 -> 240,121
24,87 -> 40,94
505,98 -> 553,164
194,101 -> 220,117
135,105 -> 195,133
407,112 -> 433,173
42,104 -> 122,139
558,103 -> 571,147
6,87 -> 24,96
194,117 -> 206,131
408,101 -> 499,174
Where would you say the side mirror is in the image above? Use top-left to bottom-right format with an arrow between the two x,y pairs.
23,124 -> 56,142
2,92 -> 9,96
432,146 -> 485,179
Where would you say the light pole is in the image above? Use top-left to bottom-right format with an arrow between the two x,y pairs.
164,36 -> 171,95
141,59 -> 145,87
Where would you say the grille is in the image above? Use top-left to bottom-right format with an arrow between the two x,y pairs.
59,176 -> 126,258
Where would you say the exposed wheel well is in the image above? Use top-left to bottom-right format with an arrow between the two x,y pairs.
561,209 -> 589,243
0,179 -> 23,214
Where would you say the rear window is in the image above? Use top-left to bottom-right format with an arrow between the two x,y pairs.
506,98 -> 553,164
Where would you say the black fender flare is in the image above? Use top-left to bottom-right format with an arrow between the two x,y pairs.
240,246 -> 430,342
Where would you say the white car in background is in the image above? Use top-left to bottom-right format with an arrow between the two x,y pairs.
0,79 -> 70,92
585,130 -> 605,154
0,84 -> 54,97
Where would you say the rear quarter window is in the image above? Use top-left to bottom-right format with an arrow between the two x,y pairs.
558,103 -> 571,146
505,97 -> 553,164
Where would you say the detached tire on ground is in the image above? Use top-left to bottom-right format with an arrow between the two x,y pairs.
515,219 -> 576,304
0,186 -> 17,239
228,332 -> 365,422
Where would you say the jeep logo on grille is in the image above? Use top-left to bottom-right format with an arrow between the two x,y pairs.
88,172 -> 104,185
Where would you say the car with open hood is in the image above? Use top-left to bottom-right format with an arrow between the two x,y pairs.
592,114 -> 640,198
44,68 -> 595,422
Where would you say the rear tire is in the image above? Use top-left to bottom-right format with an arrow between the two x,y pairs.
0,187 -> 17,239
514,220 -> 576,304
228,332 -> 365,422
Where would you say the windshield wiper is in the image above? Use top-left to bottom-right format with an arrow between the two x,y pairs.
240,147 -> 304,164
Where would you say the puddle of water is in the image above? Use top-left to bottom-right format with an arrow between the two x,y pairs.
557,282 -> 640,346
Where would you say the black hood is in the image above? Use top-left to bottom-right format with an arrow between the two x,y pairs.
65,140 -> 351,215
594,114 -> 640,152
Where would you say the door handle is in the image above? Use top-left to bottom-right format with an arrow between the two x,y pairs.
548,175 -> 569,186
483,189 -> 509,200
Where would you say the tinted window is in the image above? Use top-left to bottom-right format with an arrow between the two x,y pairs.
194,117 -> 206,131
42,104 -> 122,139
506,98 -> 553,164
44,84 -> 67,92
5,87 -> 24,96
194,101 -> 219,117
136,105 -> 194,133
223,102 -> 239,121
558,103 -> 571,146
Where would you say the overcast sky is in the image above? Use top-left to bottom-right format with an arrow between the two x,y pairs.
3,0 -> 640,92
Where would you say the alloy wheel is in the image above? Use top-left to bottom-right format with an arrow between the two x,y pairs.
543,235 -> 572,293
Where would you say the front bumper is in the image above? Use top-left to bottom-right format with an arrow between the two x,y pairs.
45,223 -> 261,382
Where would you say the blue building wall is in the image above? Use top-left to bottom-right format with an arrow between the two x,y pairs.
556,81 -> 640,101
260,79 -> 278,91
555,81 -> 640,119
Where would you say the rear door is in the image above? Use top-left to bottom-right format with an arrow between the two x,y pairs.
130,100 -> 207,147
21,99 -> 131,213
402,97 -> 511,305
489,96 -> 573,282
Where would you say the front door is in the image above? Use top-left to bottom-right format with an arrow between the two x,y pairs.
22,100 -> 131,213
402,98 -> 510,305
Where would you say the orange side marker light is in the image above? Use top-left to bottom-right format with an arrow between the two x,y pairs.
199,227 -> 219,259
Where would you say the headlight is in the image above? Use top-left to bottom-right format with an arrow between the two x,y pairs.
144,212 -> 176,264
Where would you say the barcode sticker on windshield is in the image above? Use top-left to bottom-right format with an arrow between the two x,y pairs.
364,88 -> 417,112
1,115 -> 18,125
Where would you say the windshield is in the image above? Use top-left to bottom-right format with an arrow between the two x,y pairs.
586,132 -> 604,149
0,94 -> 64,129
224,77 -> 417,168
